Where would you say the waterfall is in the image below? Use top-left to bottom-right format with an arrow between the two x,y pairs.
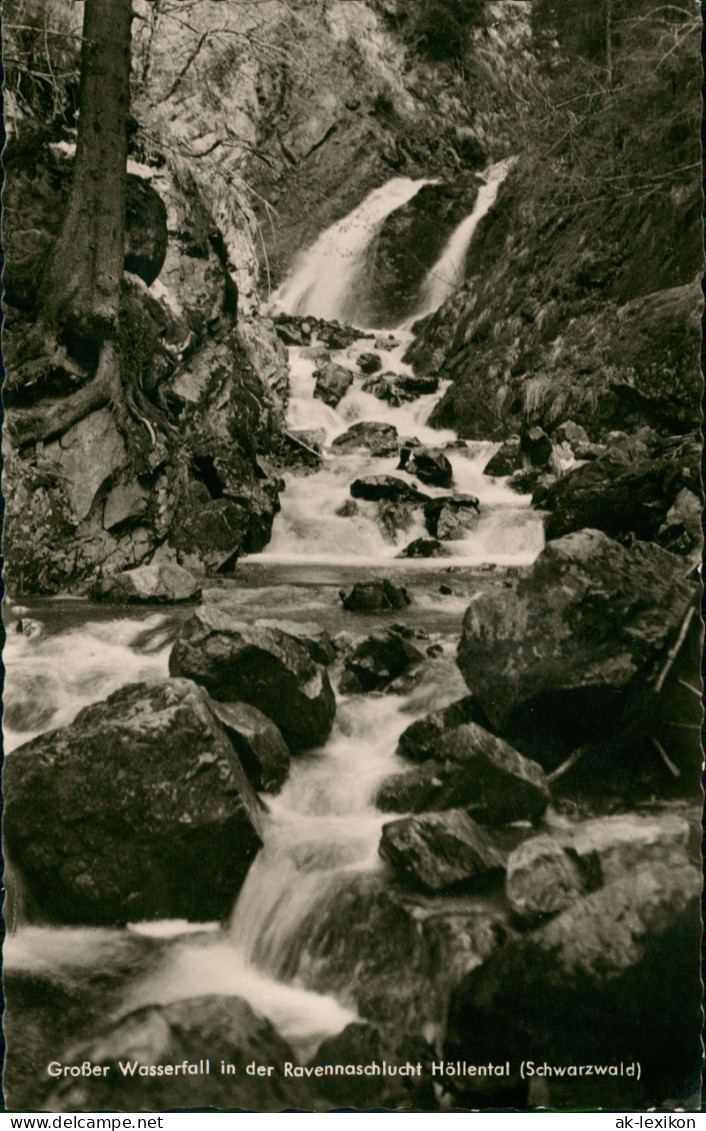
415,157 -> 514,317
269,177 -> 434,323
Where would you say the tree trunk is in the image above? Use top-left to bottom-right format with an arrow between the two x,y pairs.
39,0 -> 132,347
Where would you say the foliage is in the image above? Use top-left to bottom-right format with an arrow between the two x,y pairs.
3,0 -> 81,124
404,0 -> 486,62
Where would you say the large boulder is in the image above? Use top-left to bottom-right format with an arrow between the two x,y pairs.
313,361 -> 354,407
90,562 -> 201,604
350,476 -> 429,505
343,629 -> 425,692
332,421 -> 399,457
291,872 -> 511,1029
380,811 -> 506,892
169,608 -> 336,751
396,537 -> 445,559
310,1023 -> 436,1110
339,579 -> 410,613
357,351 -> 383,375
210,701 -> 290,793
457,529 -> 699,770
3,680 -> 264,924
542,436 -> 701,551
44,996 -> 313,1113
396,695 -> 490,761
445,863 -> 703,1108
505,835 -> 586,918
520,426 -> 552,468
399,446 -> 453,488
376,723 -> 550,825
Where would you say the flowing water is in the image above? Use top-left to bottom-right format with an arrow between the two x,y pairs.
6,171 -> 545,1059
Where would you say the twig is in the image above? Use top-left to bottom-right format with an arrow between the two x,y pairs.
652,738 -> 681,778
546,745 -> 587,784
678,678 -> 702,699
654,605 -> 696,693
284,430 -> 322,461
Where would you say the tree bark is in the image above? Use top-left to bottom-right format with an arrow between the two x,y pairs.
38,0 -> 132,346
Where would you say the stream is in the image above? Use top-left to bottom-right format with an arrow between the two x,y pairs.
4,163 -> 547,1064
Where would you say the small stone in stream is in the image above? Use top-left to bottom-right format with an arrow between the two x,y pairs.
397,538 -> 445,559
440,584 -> 453,595
375,336 -> 399,351
483,437 -> 522,477
426,644 -> 444,658
339,579 -> 411,613
335,498 -> 359,518
505,835 -> 586,918
90,562 -> 201,604
273,315 -> 311,346
380,810 -> 507,892
400,446 -> 453,489
332,421 -> 399,457
350,475 -> 429,505
361,374 -> 400,404
507,467 -> 547,494
357,352 -> 383,375
424,495 -> 479,539
210,700 -> 290,793
520,426 -> 553,468
339,669 -> 365,696
344,629 -> 425,691
169,608 -> 336,751
397,695 -> 490,761
313,361 -> 354,407
3,680 -> 263,924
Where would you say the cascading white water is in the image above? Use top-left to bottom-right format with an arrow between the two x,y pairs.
269,178 -> 434,322
414,157 -> 514,318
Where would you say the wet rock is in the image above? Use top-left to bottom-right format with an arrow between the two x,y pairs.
310,1023 -> 436,1110
357,351 -> 383,375
377,723 -> 550,825
252,619 -> 336,665
273,314 -> 312,346
293,871 -> 511,1029
559,812 -> 692,884
343,629 -> 425,692
457,529 -> 699,769
169,608 -> 336,750
361,373 -> 402,404
394,374 -> 439,397
350,476 -> 429,505
375,336 -> 399,351
445,863 -> 702,1107
439,583 -> 453,595
482,437 -> 522,477
397,695 -> 489,761
542,436 -> 700,550
289,427 -> 327,454
313,361 -> 354,407
520,426 -> 552,468
314,319 -> 373,350
397,538 -> 445,559
380,811 -> 506,892
507,467 -> 547,494
339,579 -> 411,613
209,701 -> 290,793
399,446 -> 453,489
300,344 -> 331,362
3,680 -> 263,924
172,498 -> 250,573
375,500 -> 416,542
656,487 -> 702,561
45,996 -> 313,1113
335,499 -> 359,518
424,494 -> 480,539
332,421 -> 399,457
90,562 -> 202,604
505,835 -> 586,918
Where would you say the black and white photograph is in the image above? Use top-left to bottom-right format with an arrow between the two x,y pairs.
1,0 -> 703,1114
